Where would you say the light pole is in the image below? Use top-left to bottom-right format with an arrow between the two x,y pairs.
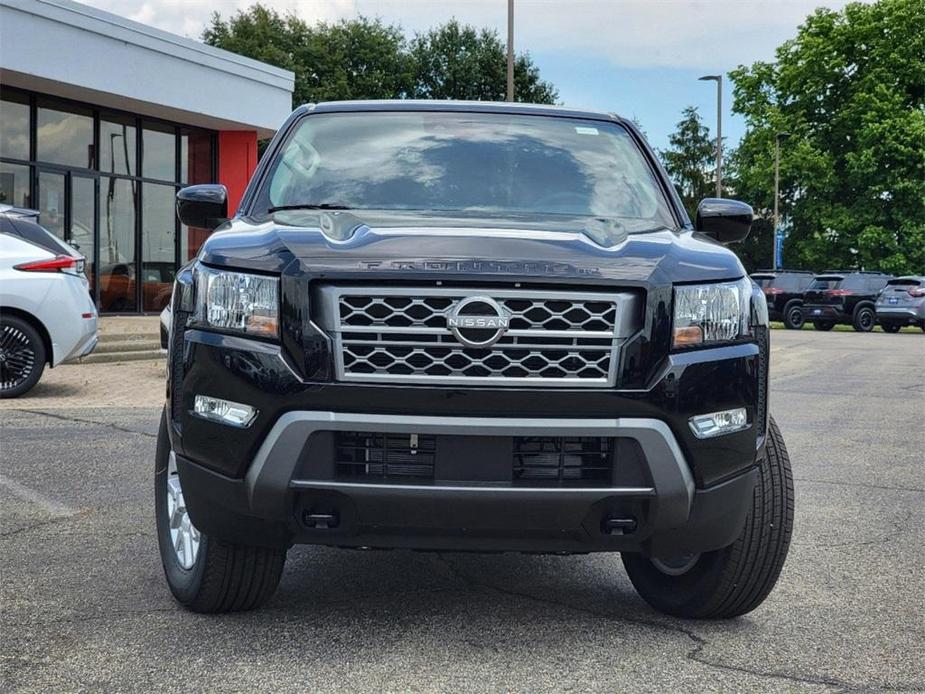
698,75 -> 723,197
506,0 -> 514,101
773,132 -> 790,270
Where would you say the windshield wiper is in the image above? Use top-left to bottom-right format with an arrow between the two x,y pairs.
268,203 -> 353,213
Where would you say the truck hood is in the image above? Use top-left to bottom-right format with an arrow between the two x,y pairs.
199,210 -> 746,286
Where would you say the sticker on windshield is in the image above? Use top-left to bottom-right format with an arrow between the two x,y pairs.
575,126 -> 599,135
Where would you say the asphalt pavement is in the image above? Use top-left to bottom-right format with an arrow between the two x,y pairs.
1,329 -> 923,693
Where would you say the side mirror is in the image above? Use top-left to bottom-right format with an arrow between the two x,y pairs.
176,184 -> 228,230
695,198 -> 753,244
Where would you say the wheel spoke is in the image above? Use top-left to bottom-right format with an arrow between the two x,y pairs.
164,455 -> 200,569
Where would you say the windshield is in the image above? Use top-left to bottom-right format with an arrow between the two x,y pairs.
261,111 -> 676,232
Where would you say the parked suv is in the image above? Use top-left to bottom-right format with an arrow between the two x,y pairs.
157,101 -> 793,619
876,276 -> 925,332
803,271 -> 892,331
751,269 -> 815,329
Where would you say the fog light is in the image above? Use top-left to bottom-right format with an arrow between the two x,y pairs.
193,395 -> 258,428
689,408 -> 748,439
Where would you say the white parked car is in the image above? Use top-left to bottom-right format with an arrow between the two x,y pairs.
0,206 -> 98,398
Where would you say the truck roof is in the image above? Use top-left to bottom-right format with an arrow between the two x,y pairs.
308,99 -> 626,123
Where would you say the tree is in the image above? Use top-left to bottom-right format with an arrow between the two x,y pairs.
728,0 -> 925,274
203,8 -> 413,106
659,107 -> 716,220
409,20 -> 557,103
202,7 -> 557,107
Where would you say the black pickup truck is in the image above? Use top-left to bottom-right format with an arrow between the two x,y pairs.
157,101 -> 793,619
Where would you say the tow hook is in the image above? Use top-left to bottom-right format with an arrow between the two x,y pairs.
603,516 -> 637,536
302,510 -> 339,529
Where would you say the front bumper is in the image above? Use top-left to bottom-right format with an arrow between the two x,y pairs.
176,410 -> 757,555
168,329 -> 766,555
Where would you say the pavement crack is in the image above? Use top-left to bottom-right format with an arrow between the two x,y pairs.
434,554 -> 922,692
0,509 -> 90,539
13,408 -> 157,438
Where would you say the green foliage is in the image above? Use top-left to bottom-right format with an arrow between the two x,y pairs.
660,106 -> 717,220
203,10 -> 412,105
203,6 -> 556,107
410,20 -> 557,102
728,0 -> 925,274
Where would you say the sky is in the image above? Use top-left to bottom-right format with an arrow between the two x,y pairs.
79,0 -> 860,153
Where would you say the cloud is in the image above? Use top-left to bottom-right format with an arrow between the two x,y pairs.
78,0 -> 861,69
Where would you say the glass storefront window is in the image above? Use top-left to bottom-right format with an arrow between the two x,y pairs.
180,223 -> 212,263
2,89 -> 217,313
37,101 -> 94,169
71,176 -> 96,272
0,93 -> 30,160
0,162 -> 31,207
37,171 -> 67,239
141,183 -> 177,311
99,177 -> 137,312
100,117 -> 136,176
180,128 -> 213,185
143,123 -> 176,181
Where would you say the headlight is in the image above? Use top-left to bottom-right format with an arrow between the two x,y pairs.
673,278 -> 751,349
193,264 -> 279,338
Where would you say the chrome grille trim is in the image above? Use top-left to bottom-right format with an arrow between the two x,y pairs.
315,285 -> 640,387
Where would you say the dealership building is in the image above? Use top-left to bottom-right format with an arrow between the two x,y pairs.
0,0 -> 294,312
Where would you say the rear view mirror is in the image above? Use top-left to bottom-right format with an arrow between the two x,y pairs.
176,184 -> 228,230
695,198 -> 753,244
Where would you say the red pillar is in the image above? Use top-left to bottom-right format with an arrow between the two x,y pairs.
217,131 -> 258,216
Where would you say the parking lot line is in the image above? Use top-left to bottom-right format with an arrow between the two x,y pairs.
0,473 -> 75,517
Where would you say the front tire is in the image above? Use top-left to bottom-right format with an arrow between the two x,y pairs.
622,416 -> 794,619
0,315 -> 46,398
155,410 -> 286,613
782,301 -> 805,330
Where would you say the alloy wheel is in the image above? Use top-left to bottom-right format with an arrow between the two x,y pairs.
0,324 -> 36,392
166,450 -> 201,569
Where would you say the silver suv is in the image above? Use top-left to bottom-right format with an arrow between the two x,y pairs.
875,276 -> 925,332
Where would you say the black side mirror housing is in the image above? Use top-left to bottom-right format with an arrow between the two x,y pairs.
176,184 -> 228,230
695,198 -> 754,244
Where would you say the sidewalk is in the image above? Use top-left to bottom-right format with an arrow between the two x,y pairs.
0,360 -> 166,410
97,315 -> 161,340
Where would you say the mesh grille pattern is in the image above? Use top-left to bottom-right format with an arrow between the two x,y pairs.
342,344 -> 611,379
323,287 -> 628,387
340,295 -> 616,332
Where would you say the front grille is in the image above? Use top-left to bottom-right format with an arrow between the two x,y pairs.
317,285 -> 638,387
335,432 -> 437,481
513,436 -> 613,486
